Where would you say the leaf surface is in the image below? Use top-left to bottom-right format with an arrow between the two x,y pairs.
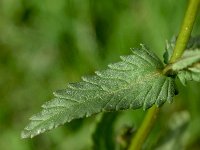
177,63 -> 200,85
21,45 -> 175,138
171,50 -> 200,71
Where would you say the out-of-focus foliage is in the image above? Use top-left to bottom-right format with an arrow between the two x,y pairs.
92,113 -> 118,150
0,0 -> 200,150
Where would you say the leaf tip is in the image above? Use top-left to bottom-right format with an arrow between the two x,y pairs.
21,126 -> 48,139
21,130 -> 32,139
21,131 -> 27,139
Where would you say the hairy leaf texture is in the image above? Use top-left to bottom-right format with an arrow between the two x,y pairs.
171,50 -> 200,71
22,44 -> 176,138
178,63 -> 200,85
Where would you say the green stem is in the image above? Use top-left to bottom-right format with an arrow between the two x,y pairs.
170,0 -> 200,63
128,0 -> 200,150
128,106 -> 159,150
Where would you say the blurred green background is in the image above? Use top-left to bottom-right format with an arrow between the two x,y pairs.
0,0 -> 200,150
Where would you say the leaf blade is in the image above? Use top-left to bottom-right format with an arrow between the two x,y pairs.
22,45 -> 176,138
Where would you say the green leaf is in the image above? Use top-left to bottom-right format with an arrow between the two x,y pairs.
170,50 -> 200,71
21,44 -> 176,138
163,37 -> 176,64
178,63 -> 200,85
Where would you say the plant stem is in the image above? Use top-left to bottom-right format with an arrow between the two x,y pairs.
128,106 -> 159,150
169,0 -> 200,63
128,0 -> 200,150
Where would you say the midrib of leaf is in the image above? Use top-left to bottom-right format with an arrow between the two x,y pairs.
55,70 -> 162,106
41,71 -> 163,121
33,71 -> 163,126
